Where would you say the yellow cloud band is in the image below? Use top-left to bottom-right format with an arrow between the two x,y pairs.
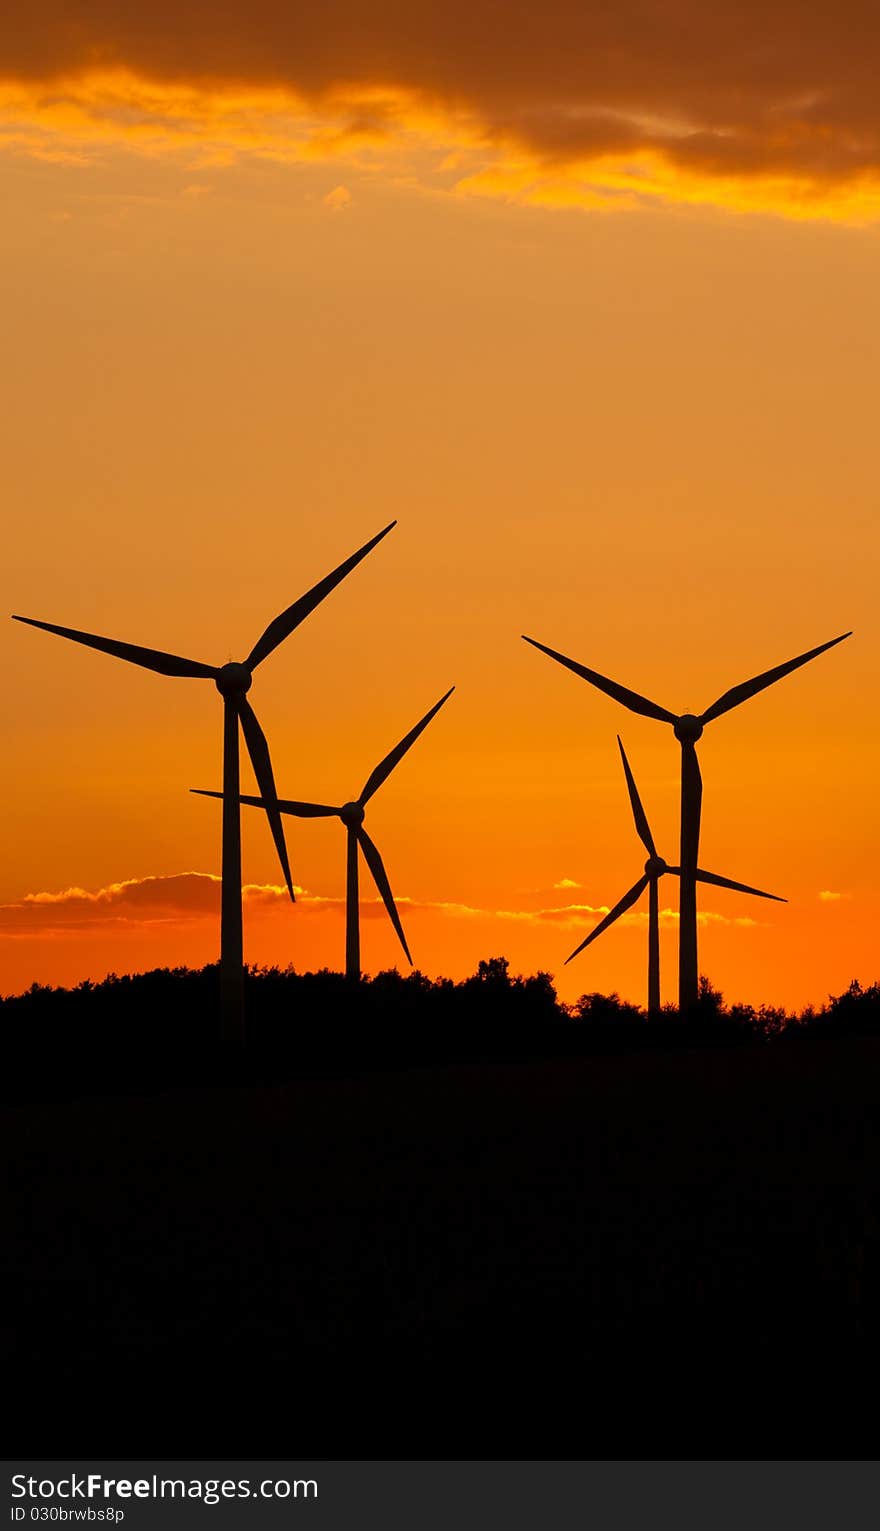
3,69 -> 880,223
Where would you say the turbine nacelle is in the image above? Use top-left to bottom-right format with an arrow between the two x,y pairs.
340,801 -> 366,827
214,662 -> 253,697
673,713 -> 703,744
645,855 -> 668,879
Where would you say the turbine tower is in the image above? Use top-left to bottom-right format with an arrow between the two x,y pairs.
193,687 -> 454,981
523,628 -> 850,1013
568,737 -> 784,1013
13,522 -> 396,1039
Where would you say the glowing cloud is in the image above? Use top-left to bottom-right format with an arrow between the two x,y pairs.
3,3 -> 880,219
0,875 -> 767,939
323,183 -> 352,211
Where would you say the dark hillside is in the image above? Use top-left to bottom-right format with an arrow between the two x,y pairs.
3,1002 -> 879,1458
3,961 -> 878,1105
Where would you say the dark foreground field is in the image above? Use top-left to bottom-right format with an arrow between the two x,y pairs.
4,1030 -> 879,1458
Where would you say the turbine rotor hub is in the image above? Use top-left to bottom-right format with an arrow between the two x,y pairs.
645,855 -> 668,879
340,801 -> 365,827
674,713 -> 704,743
215,662 -> 253,697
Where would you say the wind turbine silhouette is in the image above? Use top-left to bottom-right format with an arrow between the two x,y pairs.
193,687 -> 454,981
13,521 -> 396,1038
523,628 -> 850,1013
568,737 -> 785,1014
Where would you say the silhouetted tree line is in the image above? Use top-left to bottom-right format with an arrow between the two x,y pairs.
1,959 -> 878,1102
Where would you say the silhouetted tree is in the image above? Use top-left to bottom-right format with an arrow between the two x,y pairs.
572,991 -> 643,1025
475,956 -> 511,985
695,974 -> 725,1018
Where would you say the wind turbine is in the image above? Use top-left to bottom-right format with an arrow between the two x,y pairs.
568,737 -> 785,1014
13,521 -> 396,1038
523,628 -> 850,1013
193,687 -> 454,981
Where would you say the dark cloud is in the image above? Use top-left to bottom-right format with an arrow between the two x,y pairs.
0,874 -> 763,943
0,874 -> 479,938
0,873 -> 267,934
2,2 -> 880,191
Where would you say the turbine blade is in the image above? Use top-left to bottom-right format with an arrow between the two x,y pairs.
565,875 -> 649,964
246,522 -> 397,669
358,687 -> 455,805
190,789 -> 339,818
522,637 -> 677,724
617,736 -> 656,857
357,827 -> 413,965
12,616 -> 216,679
695,867 -> 786,902
700,632 -> 852,725
236,698 -> 295,900
680,740 -> 702,873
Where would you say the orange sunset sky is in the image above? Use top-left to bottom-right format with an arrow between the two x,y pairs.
2,2 -> 878,1007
